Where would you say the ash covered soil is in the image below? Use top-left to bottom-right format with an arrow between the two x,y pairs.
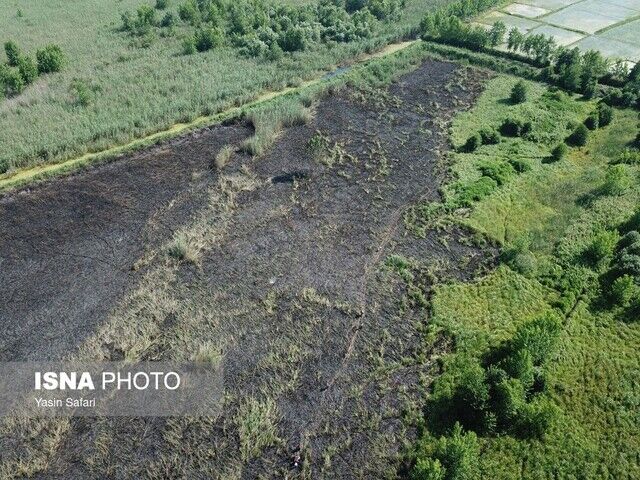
0,59 -> 493,478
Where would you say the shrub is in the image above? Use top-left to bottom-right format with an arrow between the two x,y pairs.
479,128 -> 500,145
516,397 -> 559,439
161,12 -> 177,27
566,123 -> 588,147
610,274 -> 636,307
510,80 -> 527,104
586,229 -> 619,263
194,27 -> 223,52
4,40 -> 21,66
36,45 -> 65,74
500,117 -> 525,137
493,377 -> 526,425
508,157 -> 531,173
503,349 -> 535,390
602,165 -> 630,196
182,36 -> 197,54
615,148 -> 640,165
70,79 -> 93,107
1,67 -> 25,96
455,176 -> 497,206
432,423 -> 480,480
155,0 -> 169,9
17,56 -> 38,84
178,0 -> 201,25
583,111 -> 599,130
597,102 -> 613,127
510,312 -> 562,365
549,143 -> 568,162
618,231 -> 640,251
478,160 -> 515,186
462,133 -> 482,152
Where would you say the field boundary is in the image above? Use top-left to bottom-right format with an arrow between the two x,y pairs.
0,40 -> 416,194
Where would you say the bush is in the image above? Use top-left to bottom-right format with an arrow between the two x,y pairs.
1,67 -> 25,96
455,177 -> 497,206
478,160 -> 515,186
610,274 -> 636,307
549,143 -> 568,162
155,0 -> 169,9
597,102 -> 613,127
17,56 -> 38,84
178,0 -> 201,25
510,80 -> 527,104
500,117 -> 525,137
508,157 -> 531,173
618,231 -> 640,251
586,229 -> 619,263
516,397 -> 559,439
566,123 -> 588,147
194,27 -> 223,52
4,40 -> 21,66
36,45 -> 65,74
479,127 -> 500,145
602,165 -> 630,196
161,12 -> 177,27
510,312 -> 562,365
584,111 -> 599,130
462,133 -> 482,152
182,36 -> 197,54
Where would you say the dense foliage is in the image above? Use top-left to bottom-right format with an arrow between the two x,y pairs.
0,40 -> 64,99
122,0 -> 404,57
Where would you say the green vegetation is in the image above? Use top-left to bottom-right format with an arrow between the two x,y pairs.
407,73 -> 640,479
0,40 -> 63,103
0,0 -> 445,174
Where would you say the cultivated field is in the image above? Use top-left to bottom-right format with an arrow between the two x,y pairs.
478,0 -> 640,63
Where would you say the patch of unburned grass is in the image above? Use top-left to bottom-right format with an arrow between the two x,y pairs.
236,397 -> 280,461
240,99 -> 311,156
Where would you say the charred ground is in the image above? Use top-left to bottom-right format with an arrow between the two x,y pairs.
0,59 -> 493,478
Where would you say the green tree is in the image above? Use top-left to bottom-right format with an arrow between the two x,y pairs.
510,80 -> 528,104
566,123 -> 589,147
597,103 -> 613,127
488,21 -> 506,47
507,27 -> 524,51
434,423 -> 480,480
610,274 -> 636,307
194,27 -> 223,51
550,143 -> 568,162
17,55 -> 38,84
511,312 -> 562,365
36,45 -> 65,74
4,40 -> 20,66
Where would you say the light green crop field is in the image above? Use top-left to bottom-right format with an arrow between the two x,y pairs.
418,74 -> 640,479
0,0 -> 446,173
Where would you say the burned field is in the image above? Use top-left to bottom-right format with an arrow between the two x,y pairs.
0,59 -> 493,478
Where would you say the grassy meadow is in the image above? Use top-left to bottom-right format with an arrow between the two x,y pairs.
411,74 -> 640,479
0,0 -> 449,174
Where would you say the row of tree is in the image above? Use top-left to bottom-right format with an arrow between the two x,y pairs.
0,41 -> 64,99
121,0 -> 404,57
419,0 -> 640,107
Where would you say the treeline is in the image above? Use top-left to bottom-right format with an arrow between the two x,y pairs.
419,0 -> 640,109
0,41 -> 64,99
121,0 -> 405,58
